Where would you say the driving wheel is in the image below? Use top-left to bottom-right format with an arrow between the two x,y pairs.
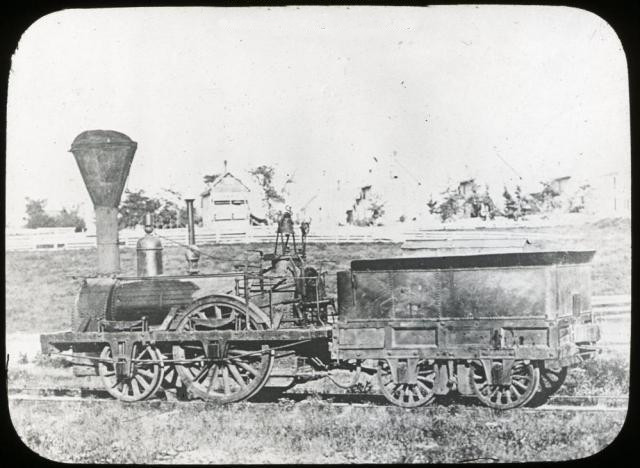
172,296 -> 274,403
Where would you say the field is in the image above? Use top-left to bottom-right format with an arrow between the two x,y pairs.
9,399 -> 627,464
6,218 -> 631,463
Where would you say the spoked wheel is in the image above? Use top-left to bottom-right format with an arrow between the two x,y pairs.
470,360 -> 539,410
527,363 -> 568,407
377,359 -> 437,408
98,344 -> 164,402
172,296 -> 274,404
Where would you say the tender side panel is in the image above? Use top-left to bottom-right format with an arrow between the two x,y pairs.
440,267 -> 548,318
352,271 -> 393,319
391,271 -> 441,319
556,264 -> 592,317
501,327 -> 550,347
338,327 -> 385,349
350,267 -> 549,321
391,327 -> 438,347
447,327 -> 492,345
336,266 -> 556,360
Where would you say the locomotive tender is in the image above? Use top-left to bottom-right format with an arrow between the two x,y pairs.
40,130 -> 601,409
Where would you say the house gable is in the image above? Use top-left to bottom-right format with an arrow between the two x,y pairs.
200,172 -> 251,227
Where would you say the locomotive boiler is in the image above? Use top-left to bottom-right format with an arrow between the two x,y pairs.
40,130 -> 601,409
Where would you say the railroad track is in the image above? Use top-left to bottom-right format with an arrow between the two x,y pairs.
8,387 -> 629,412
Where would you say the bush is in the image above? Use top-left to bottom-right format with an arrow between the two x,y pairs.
560,353 -> 629,396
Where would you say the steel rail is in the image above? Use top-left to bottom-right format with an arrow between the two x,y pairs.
8,387 -> 629,412
8,395 -> 628,413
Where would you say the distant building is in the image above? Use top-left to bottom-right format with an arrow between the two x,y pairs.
548,176 -> 572,195
200,169 -> 251,228
583,171 -> 631,216
457,179 -> 476,198
526,172 -> 630,217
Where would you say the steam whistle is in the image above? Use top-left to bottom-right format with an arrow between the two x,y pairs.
184,199 -> 200,274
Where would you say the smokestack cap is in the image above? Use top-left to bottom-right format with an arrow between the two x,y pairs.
71,130 -> 135,149
70,130 -> 137,208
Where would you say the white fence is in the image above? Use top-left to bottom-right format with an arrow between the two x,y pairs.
5,226 -> 405,251
591,295 -> 631,320
5,225 -> 574,252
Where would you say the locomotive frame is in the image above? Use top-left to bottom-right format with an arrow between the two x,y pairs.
39,130 -> 602,410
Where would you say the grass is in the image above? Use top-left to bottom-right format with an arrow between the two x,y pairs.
558,350 -> 630,397
9,399 -> 626,464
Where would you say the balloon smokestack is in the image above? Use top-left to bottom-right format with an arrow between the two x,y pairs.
69,130 -> 137,275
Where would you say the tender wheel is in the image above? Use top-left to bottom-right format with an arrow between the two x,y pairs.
527,363 -> 568,407
470,360 -> 539,410
98,344 -> 164,402
172,296 -> 274,404
377,359 -> 436,408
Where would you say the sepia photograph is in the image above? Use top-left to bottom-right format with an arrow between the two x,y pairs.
5,5 -> 631,464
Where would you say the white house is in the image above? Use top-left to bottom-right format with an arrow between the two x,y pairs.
200,171 -> 251,228
583,171 -> 631,216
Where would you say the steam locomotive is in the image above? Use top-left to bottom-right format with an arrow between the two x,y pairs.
40,130 -> 601,409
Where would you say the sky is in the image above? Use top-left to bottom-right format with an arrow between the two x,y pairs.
6,5 -> 630,227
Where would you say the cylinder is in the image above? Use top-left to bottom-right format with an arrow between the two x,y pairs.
69,130 -> 137,275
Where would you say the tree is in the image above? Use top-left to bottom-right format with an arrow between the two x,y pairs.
118,188 -> 200,229
155,200 -> 180,228
458,182 -> 498,220
369,195 -> 386,224
568,184 -> 591,213
56,207 -> 86,232
118,189 -> 162,229
158,188 -> 194,228
463,183 -> 484,218
427,197 -> 438,215
480,185 -> 498,220
502,187 -> 519,220
503,185 -> 538,220
24,198 -> 86,231
437,187 -> 464,222
24,198 -> 56,228
530,182 -> 561,213
249,165 -> 293,223
203,174 -> 219,184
